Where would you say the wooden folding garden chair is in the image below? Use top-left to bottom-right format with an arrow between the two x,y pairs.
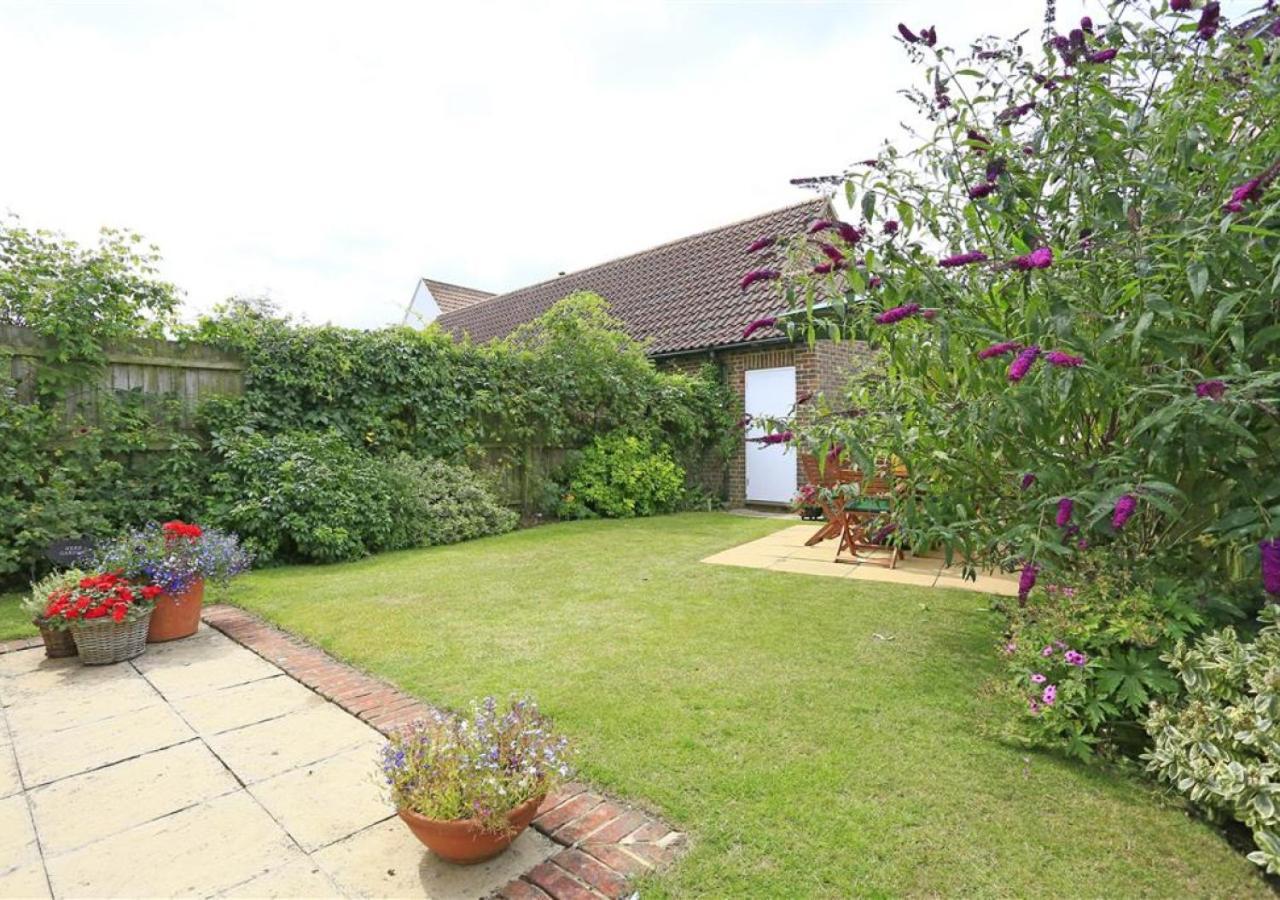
799,454 -> 904,568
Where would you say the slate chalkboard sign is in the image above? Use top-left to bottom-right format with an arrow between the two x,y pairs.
45,537 -> 97,568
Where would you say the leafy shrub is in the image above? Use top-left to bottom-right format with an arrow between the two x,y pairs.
384,455 -> 517,546
1145,605 -> 1280,875
556,432 -> 685,519
1000,559 -> 1207,760
206,431 -> 418,564
779,5 -> 1280,616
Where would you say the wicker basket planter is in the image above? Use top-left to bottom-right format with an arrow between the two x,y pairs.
69,608 -> 153,665
35,621 -> 78,658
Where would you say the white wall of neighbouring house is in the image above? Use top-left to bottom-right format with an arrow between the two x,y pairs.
404,280 -> 441,325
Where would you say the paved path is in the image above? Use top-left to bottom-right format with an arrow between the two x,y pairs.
0,625 -> 556,898
703,524 -> 1021,595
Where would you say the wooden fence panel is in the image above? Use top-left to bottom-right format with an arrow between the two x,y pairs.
0,324 -> 243,431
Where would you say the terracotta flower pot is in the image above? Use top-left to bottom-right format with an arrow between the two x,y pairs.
396,795 -> 543,865
146,579 -> 205,643
35,620 -> 77,658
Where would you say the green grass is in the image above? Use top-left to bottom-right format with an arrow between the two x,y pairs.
228,513 -> 1262,897
0,591 -> 36,641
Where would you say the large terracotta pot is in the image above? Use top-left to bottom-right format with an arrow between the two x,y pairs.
146,579 -> 205,643
396,795 -> 542,865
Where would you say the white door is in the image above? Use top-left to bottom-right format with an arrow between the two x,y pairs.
744,366 -> 797,504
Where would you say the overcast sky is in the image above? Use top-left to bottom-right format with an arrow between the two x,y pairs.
0,1 -> 1242,328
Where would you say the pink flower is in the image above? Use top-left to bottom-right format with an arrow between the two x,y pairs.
741,317 -> 778,339
1042,684 -> 1057,705
1041,645 -> 1054,658
1031,673 -> 1047,684
1064,650 -> 1087,667
739,269 -> 780,292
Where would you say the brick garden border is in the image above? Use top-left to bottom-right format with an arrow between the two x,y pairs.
198,605 -> 686,899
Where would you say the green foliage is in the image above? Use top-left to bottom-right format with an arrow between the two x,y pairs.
557,432 -> 685,519
205,430 -> 420,564
784,7 -> 1280,613
187,294 -> 736,479
1146,605 -> 1280,875
22,568 -> 85,626
1001,559 -> 1203,759
0,220 -> 178,393
383,455 -> 518,546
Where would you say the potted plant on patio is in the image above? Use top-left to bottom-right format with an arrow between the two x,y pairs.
41,571 -> 163,665
381,696 -> 572,864
22,569 -> 86,658
92,521 -> 252,643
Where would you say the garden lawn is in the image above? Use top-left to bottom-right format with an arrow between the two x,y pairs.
232,513 -> 1264,897
0,591 -> 35,641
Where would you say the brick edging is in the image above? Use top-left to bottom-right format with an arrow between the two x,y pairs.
0,636 -> 42,655
200,605 -> 686,899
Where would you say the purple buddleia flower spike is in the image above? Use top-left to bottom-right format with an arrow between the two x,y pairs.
1195,380 -> 1227,399
1087,48 -> 1117,64
968,182 -> 997,199
741,316 -> 778,339
874,303 -> 921,325
1018,562 -> 1038,606
807,219 -> 835,234
1021,473 -> 1037,491
897,23 -> 920,43
1045,350 -> 1084,367
746,236 -> 776,254
1197,2 -> 1221,39
739,269 -> 780,291
978,341 -> 1020,360
1008,345 -> 1041,382
883,220 -> 899,235
939,250 -> 988,268
1011,247 -> 1053,270
1112,494 -> 1137,529
836,222 -> 863,244
1261,539 -> 1280,595
1056,498 -> 1074,528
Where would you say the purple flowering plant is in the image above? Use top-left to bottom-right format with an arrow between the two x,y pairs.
380,696 -> 572,832
90,521 -> 252,596
757,2 -> 1280,623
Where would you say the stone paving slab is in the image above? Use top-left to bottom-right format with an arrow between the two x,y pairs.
703,523 -> 1021,596
0,612 -> 688,899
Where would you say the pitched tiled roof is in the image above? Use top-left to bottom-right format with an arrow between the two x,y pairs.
420,279 -> 495,315
435,198 -> 831,355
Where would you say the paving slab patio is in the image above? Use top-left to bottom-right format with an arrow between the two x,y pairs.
704,523 -> 1020,596
0,625 -> 561,899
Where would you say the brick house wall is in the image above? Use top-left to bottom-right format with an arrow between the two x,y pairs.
657,338 -> 871,508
